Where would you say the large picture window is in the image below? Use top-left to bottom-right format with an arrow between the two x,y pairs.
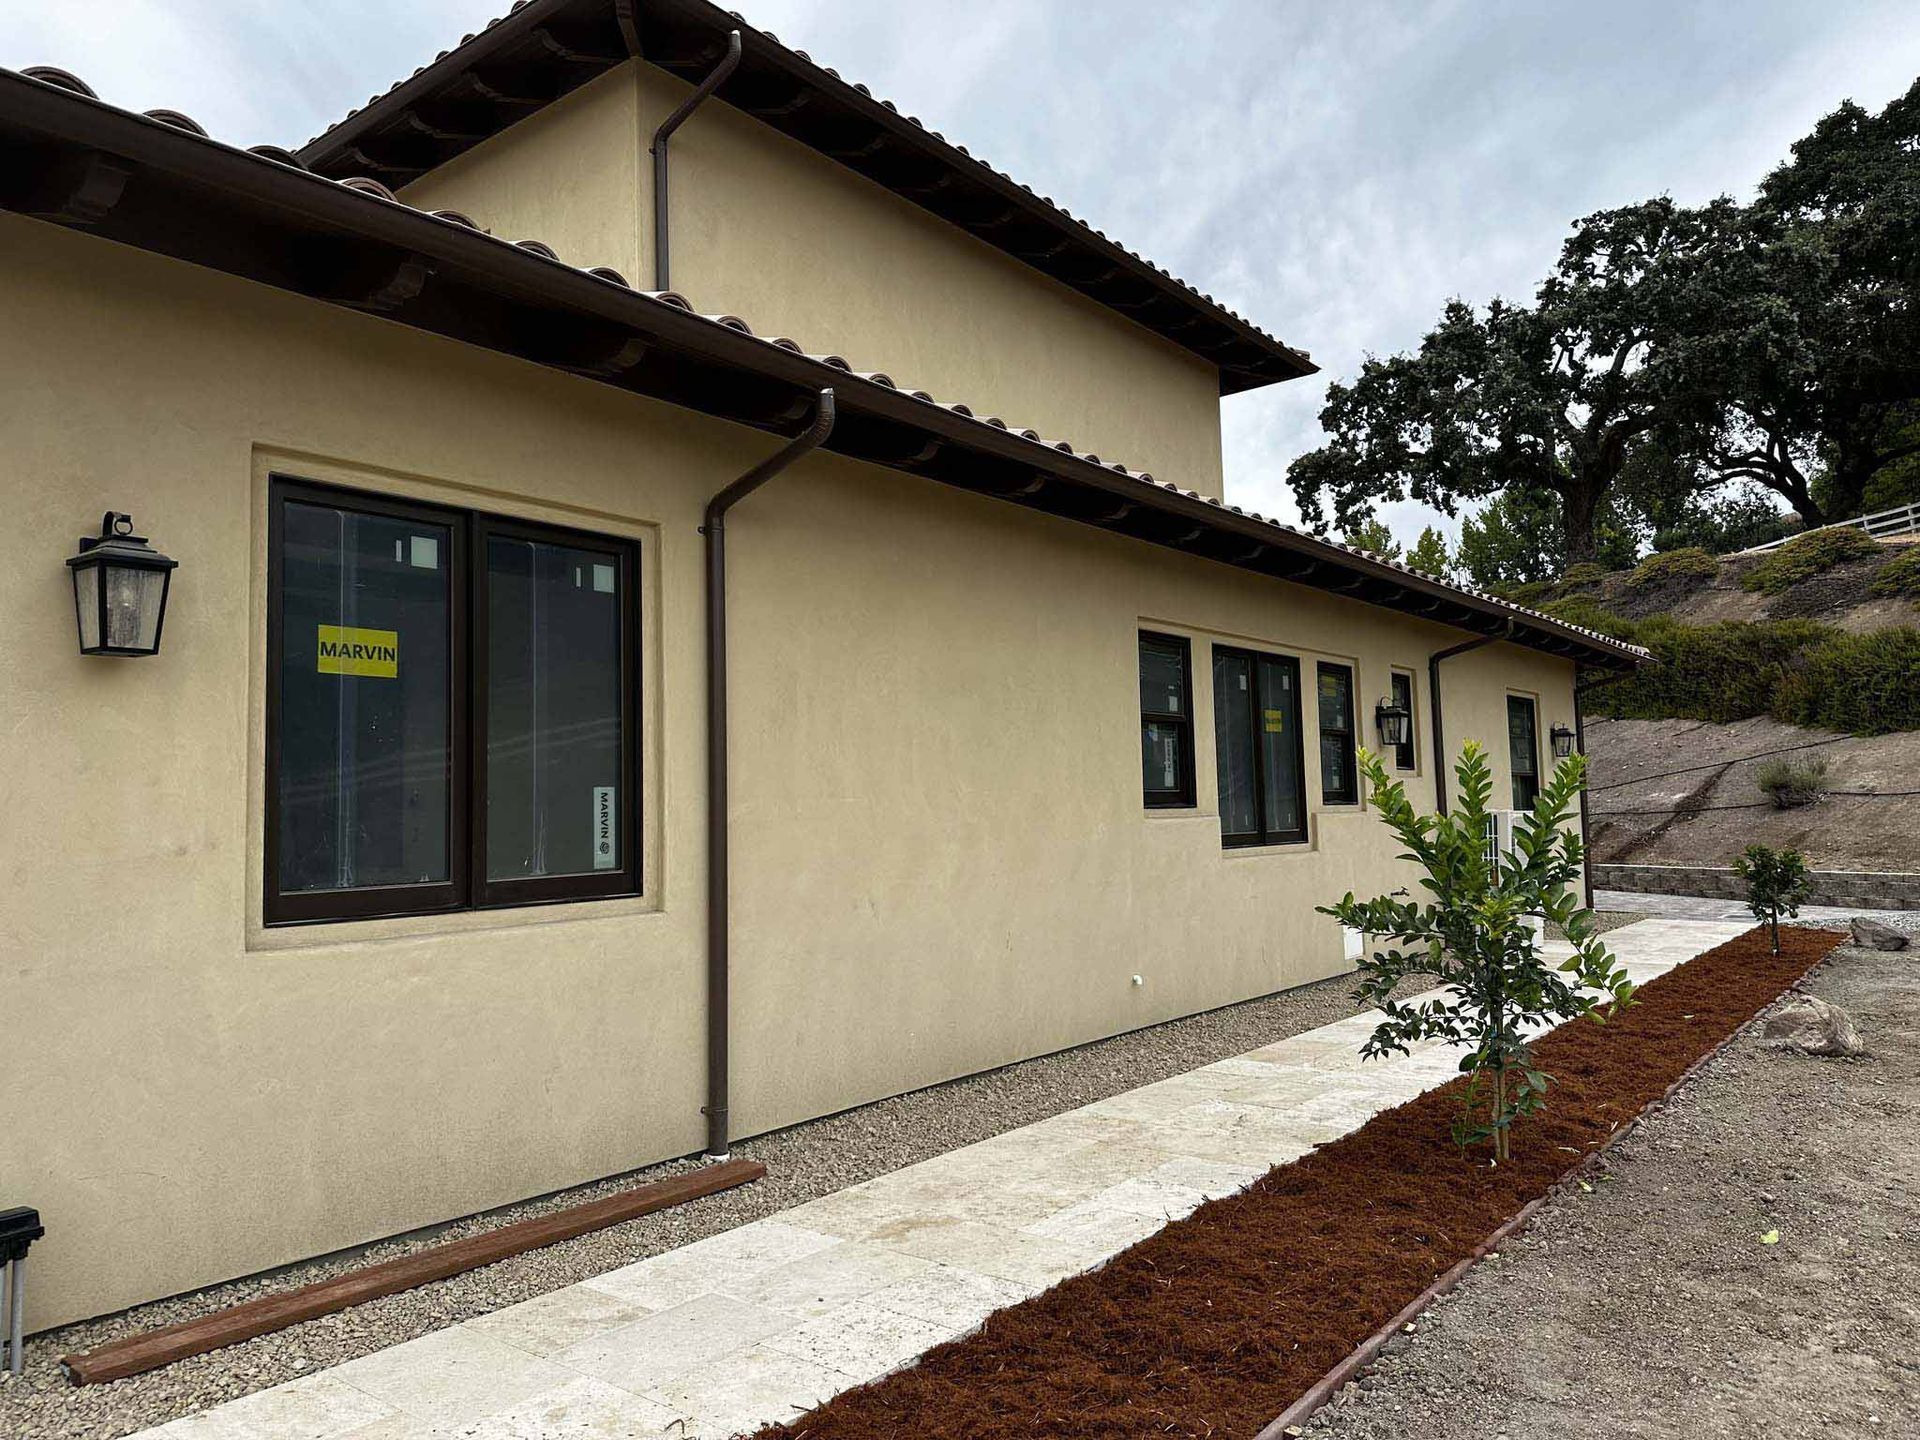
1316,662 -> 1358,805
266,478 -> 639,924
1508,694 -> 1541,812
1138,631 -> 1195,808
1212,646 -> 1308,847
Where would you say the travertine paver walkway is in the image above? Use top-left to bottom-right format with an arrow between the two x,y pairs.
142,918 -> 1747,1440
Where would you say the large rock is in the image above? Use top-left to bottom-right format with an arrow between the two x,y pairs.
1850,917 -> 1911,951
1763,996 -> 1866,1057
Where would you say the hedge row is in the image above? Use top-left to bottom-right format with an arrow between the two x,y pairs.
1554,601 -> 1920,735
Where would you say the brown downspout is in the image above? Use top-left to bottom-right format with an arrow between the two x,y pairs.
1428,620 -> 1516,812
702,390 -> 836,1161
651,28 -> 742,290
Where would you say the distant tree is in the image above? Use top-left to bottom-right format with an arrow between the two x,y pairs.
1406,525 -> 1454,579
1455,488 -> 1637,591
1290,200 -> 1731,567
1691,82 -> 1920,525
1339,517 -> 1401,559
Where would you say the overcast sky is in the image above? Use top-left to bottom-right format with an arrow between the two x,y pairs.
7,2 -> 1918,540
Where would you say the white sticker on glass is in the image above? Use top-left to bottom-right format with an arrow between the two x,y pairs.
410,535 -> 440,570
592,563 -> 617,594
593,786 -> 617,870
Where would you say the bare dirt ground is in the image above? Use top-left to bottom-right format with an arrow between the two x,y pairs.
1586,715 -> 1920,872
1307,929 -> 1920,1439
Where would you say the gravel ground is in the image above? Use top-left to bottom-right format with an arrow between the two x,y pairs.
0,948 -> 1469,1440
1306,914 -> 1920,1439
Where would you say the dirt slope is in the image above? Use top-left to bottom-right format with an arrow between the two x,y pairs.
1585,715 -> 1920,872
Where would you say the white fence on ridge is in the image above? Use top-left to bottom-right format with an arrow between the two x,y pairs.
1740,499 -> 1920,554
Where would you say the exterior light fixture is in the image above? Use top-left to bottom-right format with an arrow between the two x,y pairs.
1374,697 -> 1411,750
67,512 -> 177,656
1550,723 -> 1577,759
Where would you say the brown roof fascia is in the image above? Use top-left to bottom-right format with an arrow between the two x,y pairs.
292,0 -> 1316,396
0,67 -> 1644,670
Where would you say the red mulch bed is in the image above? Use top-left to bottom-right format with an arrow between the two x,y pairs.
753,925 -> 1846,1440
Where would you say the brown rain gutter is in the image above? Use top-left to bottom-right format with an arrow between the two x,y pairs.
1428,621 -> 1515,812
702,389 -> 836,1160
650,27 -> 741,289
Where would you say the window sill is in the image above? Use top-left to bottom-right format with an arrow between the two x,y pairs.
1221,838 -> 1314,858
247,891 -> 663,954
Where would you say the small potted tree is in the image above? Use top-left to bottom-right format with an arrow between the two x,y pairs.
1321,743 -> 1632,1163
1733,844 -> 1812,954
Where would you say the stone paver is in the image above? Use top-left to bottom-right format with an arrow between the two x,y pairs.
135,918 -> 1747,1440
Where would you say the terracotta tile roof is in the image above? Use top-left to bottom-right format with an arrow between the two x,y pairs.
292,0 -> 1314,395
2,64 -> 1645,668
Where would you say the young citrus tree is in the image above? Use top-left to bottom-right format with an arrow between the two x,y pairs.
1320,743 -> 1633,1163
1733,843 -> 1811,954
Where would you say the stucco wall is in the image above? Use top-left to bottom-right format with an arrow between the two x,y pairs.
399,63 -> 1229,498
2,214 -> 1573,1331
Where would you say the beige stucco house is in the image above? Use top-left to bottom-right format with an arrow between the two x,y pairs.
0,0 -> 1641,1334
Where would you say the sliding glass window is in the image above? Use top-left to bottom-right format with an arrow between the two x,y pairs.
266,478 -> 639,924
1212,646 -> 1308,847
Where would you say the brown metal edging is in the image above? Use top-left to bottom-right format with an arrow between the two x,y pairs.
60,1158 -> 766,1386
1252,932 -> 1844,1440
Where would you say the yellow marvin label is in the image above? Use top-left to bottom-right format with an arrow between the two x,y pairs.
1263,708 -> 1287,734
317,625 -> 399,678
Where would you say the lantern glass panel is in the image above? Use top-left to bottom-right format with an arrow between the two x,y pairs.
105,565 -> 168,652
73,564 -> 102,651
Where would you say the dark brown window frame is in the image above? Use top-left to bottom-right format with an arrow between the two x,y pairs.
1316,661 -> 1359,806
1390,668 -> 1418,772
265,476 -> 642,926
1508,692 -> 1541,812
1138,630 -> 1196,809
1212,643 -> 1310,849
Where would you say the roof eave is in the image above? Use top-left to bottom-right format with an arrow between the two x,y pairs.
0,67 -> 1641,672
291,0 -> 1316,395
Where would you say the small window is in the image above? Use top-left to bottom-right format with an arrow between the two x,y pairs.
1508,694 -> 1540,811
1138,632 -> 1195,808
266,478 -> 639,924
1316,662 -> 1358,805
1212,646 -> 1307,847
1390,669 -> 1417,771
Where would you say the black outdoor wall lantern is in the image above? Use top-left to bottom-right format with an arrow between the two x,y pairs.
68,512 -> 178,656
1374,697 -> 1411,750
1550,722 -> 1578,759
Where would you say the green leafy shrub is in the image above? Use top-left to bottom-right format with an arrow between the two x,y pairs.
1733,844 -> 1811,954
1500,579 -> 1555,605
1771,629 -> 1920,735
1741,527 -> 1881,594
1556,562 -> 1610,592
1626,546 -> 1719,590
1868,547 -> 1920,599
1320,745 -> 1630,1163
1588,618 -> 1833,724
1755,757 -> 1828,808
1539,595 -> 1635,636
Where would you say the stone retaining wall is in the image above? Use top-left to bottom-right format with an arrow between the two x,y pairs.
1594,863 -> 1920,912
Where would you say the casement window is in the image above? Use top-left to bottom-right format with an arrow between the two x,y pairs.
266,478 -> 639,923
1508,694 -> 1541,812
1138,632 -> 1196,808
1212,646 -> 1308,847
1316,662 -> 1358,805
1390,668 -> 1417,771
